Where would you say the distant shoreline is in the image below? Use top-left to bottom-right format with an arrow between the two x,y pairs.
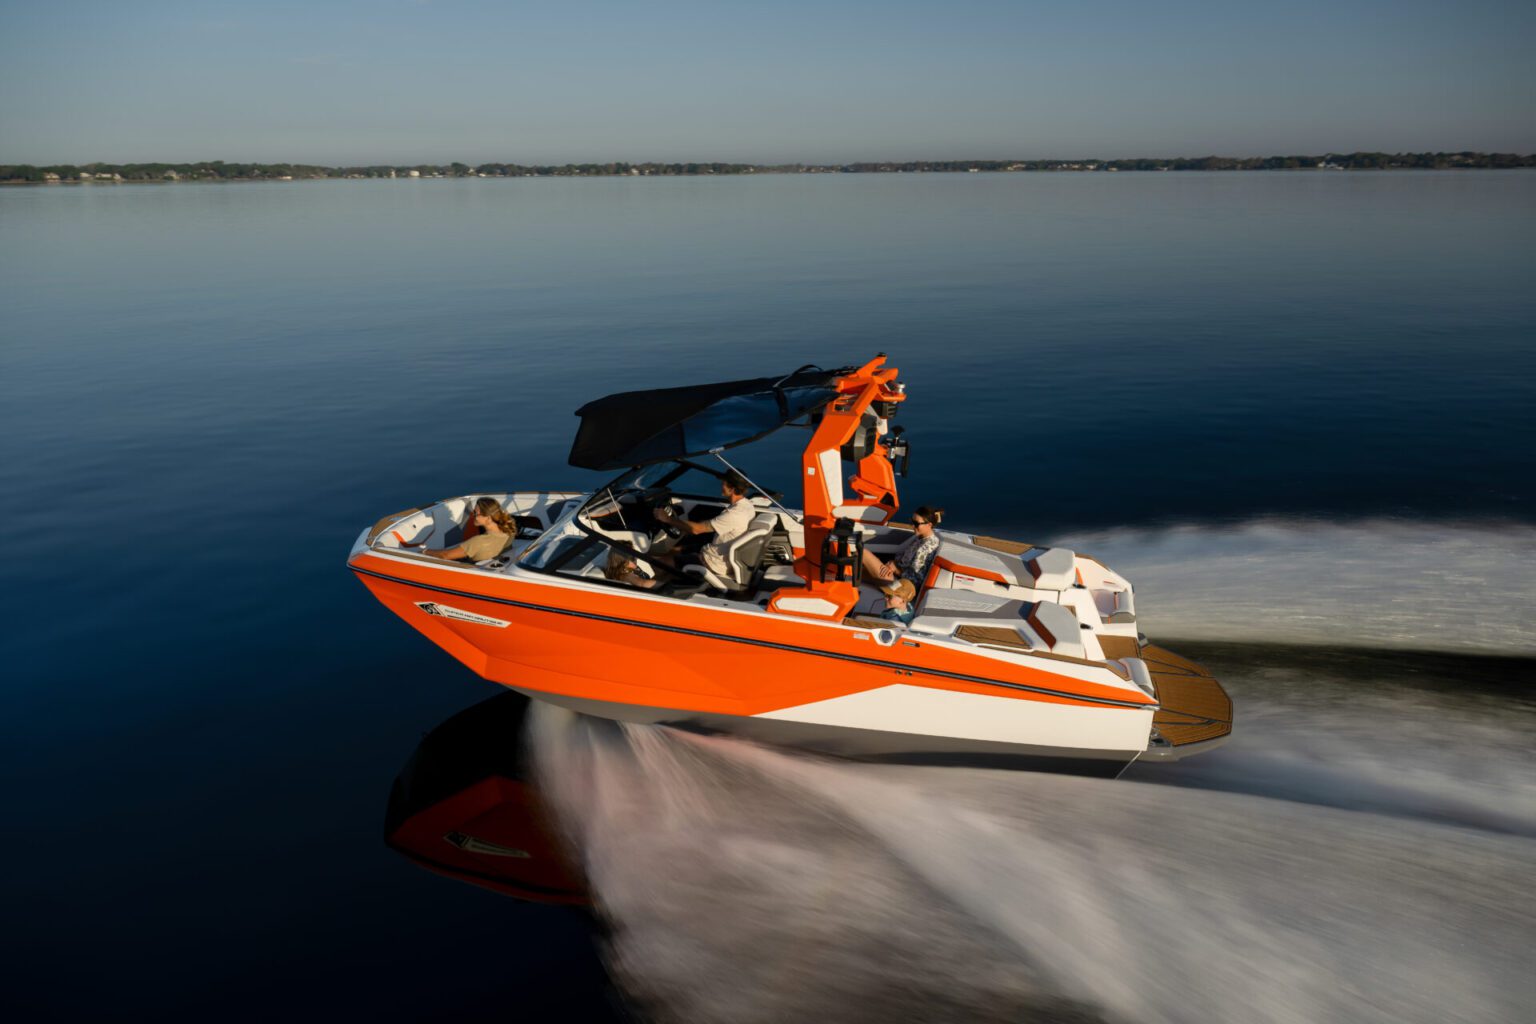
3,151 -> 1534,184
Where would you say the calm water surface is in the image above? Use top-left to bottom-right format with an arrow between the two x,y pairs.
2,173 -> 1533,1022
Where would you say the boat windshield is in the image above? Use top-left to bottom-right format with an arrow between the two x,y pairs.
578,459 -> 770,518
515,496 -> 587,571
517,459 -> 779,578
516,462 -> 703,573
578,462 -> 681,515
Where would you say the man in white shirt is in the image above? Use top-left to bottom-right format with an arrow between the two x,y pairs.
656,471 -> 755,578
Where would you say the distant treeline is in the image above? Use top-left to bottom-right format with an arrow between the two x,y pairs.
3,152 -> 1533,183
844,152 -> 1536,172
0,160 -> 769,182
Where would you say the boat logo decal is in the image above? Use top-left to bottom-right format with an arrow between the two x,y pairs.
415,601 -> 510,628
443,831 -> 530,858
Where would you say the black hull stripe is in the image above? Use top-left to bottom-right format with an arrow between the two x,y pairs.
350,564 -> 1153,710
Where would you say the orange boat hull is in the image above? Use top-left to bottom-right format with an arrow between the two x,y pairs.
352,550 -> 1157,775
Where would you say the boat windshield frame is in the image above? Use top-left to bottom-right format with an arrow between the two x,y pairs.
516,459 -> 767,584
577,458 -> 765,515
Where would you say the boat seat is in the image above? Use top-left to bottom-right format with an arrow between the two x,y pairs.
511,514 -> 544,538
913,588 -> 1021,627
850,582 -> 894,619
933,538 -> 1033,587
930,540 -> 1079,593
1092,587 -> 1136,623
385,517 -> 434,548
1022,600 -> 1087,658
833,504 -> 891,523
1020,546 -> 1077,590
684,513 -> 778,593
913,592 -> 1087,659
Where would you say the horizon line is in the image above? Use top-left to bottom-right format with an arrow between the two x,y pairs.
5,149 -> 1536,170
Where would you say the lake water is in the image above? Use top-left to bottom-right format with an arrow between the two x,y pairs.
3,173 -> 1533,1022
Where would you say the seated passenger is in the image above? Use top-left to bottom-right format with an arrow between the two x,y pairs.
604,550 -> 657,589
654,471 -> 755,580
880,578 -> 917,626
862,506 -> 943,589
421,497 -> 517,562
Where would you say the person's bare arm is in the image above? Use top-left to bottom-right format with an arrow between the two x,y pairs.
659,507 -> 713,536
421,544 -> 469,560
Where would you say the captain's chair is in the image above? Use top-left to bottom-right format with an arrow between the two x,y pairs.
685,512 -> 778,594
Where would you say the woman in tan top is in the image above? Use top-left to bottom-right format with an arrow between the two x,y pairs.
421,497 -> 517,562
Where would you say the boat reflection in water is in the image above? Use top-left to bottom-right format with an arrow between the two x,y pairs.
385,690 -> 587,905
385,693 -> 650,1020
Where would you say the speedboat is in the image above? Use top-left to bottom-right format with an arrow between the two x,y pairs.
349,356 -> 1231,776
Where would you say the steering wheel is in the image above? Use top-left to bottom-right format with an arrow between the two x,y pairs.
640,488 -> 687,538
656,512 -> 686,539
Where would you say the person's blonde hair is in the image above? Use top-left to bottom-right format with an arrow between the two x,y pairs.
471,496 -> 516,535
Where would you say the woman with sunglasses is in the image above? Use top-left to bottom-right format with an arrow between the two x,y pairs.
861,506 -> 944,589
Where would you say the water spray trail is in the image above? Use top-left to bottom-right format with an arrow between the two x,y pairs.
1136,667 -> 1536,835
1054,519 -> 1536,655
533,702 -> 1535,1024
527,519 -> 1536,1022
728,741 -> 1533,1024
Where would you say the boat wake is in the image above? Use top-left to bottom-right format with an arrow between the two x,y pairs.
1120,646 -> 1536,837
1053,518 -> 1536,657
531,642 -> 1536,1024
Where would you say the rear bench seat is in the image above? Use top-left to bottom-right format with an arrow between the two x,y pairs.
913,590 -> 1087,659
932,538 -> 1080,593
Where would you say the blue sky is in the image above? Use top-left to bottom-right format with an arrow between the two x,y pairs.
2,0 -> 1531,163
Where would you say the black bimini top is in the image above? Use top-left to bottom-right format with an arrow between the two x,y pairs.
568,365 -> 851,470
